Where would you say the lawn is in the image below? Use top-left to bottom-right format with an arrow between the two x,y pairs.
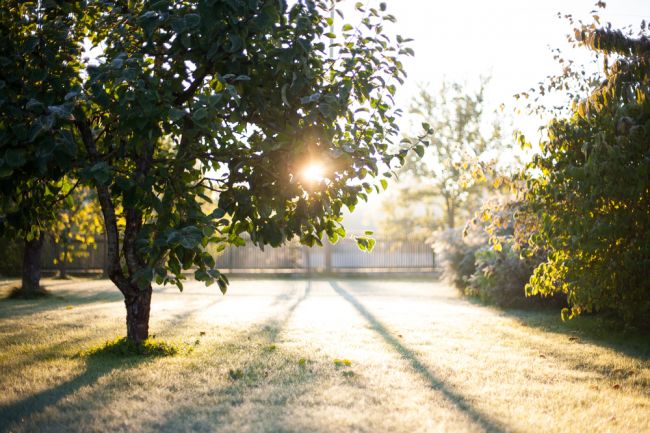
0,277 -> 648,433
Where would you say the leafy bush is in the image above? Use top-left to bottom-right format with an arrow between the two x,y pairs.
523,28 -> 650,327
436,199 -> 560,309
434,228 -> 484,290
467,241 -> 555,308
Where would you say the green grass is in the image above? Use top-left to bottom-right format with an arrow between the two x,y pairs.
77,337 -> 185,358
0,277 -> 648,433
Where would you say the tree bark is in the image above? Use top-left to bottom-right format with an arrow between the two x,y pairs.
59,259 -> 68,279
57,243 -> 68,279
19,234 -> 46,296
124,284 -> 152,345
447,204 -> 455,229
444,195 -> 456,229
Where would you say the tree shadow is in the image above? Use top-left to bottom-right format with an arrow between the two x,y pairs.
500,308 -> 650,361
0,285 -> 123,320
0,352 -> 144,431
330,281 -> 515,433
149,280 -> 313,433
0,280 -> 313,433
0,292 -> 221,431
486,308 -> 650,392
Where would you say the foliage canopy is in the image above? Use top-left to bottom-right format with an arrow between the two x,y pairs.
382,78 -> 510,238
0,0 -> 417,343
523,24 -> 650,326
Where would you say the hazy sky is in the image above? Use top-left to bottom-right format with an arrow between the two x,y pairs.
388,0 -> 649,133
341,0 -> 649,232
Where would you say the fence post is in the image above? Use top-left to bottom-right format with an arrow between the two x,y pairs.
324,241 -> 332,273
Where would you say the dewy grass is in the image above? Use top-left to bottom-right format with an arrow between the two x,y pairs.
78,337 -> 185,358
0,277 -> 648,433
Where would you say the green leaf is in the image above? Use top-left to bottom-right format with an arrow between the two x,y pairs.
89,161 -> 111,185
179,226 -> 203,249
228,34 -> 243,52
281,83 -> 290,107
169,107 -> 186,122
0,166 -> 13,177
132,267 -> 154,290
217,275 -> 228,294
184,13 -> 201,28
355,236 -> 375,252
192,107 -> 208,122
4,148 -> 26,168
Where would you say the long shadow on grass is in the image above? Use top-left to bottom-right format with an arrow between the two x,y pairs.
330,281 -> 514,433
150,280 -> 313,433
502,309 -> 650,361
0,281 -> 312,433
0,287 -> 236,432
489,308 -> 650,393
0,285 -> 123,320
0,352 -> 145,431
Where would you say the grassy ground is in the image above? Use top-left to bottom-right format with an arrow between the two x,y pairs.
0,277 -> 648,433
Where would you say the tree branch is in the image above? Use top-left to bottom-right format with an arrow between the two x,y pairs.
173,63 -> 212,106
75,115 -> 132,295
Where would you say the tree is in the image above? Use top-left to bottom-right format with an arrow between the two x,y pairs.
383,79 -> 508,236
3,1 -> 417,344
522,19 -> 650,326
0,2 -> 86,296
50,186 -> 104,279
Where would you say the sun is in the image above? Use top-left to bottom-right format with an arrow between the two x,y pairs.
301,161 -> 326,183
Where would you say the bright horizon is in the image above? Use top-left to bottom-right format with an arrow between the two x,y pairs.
342,0 -> 649,233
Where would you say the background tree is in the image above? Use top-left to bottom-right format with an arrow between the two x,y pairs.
0,1 -> 86,296
381,78 -> 510,238
50,186 -> 104,279
2,0 -> 419,345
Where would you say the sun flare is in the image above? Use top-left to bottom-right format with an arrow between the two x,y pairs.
301,161 -> 326,183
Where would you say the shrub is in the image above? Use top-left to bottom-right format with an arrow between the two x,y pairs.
467,241 -> 555,308
523,27 -> 650,327
433,228 -> 484,290
436,198 -> 560,309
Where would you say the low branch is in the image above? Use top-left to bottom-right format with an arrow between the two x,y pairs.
75,116 -> 132,295
173,63 -> 212,106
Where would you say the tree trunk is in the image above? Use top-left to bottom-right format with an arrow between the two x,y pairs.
59,260 -> 68,279
444,195 -> 456,229
77,116 -> 153,345
58,243 -> 68,279
19,235 -> 46,296
124,285 -> 152,345
447,204 -> 455,229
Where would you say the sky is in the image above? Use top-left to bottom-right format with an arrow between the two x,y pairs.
390,0 -> 648,134
341,0 -> 650,232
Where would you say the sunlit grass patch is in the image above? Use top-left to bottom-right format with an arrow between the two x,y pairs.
0,277 -> 647,433
333,358 -> 352,367
77,337 -> 188,358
